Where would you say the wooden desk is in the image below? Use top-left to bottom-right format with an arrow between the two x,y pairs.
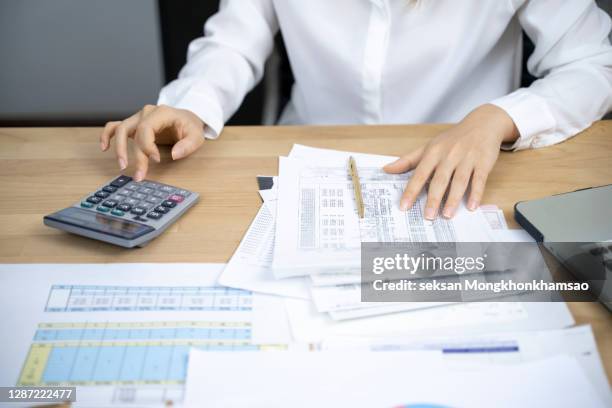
1,123 -> 611,380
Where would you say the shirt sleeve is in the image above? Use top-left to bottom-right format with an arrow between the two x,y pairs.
157,0 -> 278,139
490,0 -> 612,151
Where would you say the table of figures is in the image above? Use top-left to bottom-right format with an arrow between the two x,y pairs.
45,285 -> 253,312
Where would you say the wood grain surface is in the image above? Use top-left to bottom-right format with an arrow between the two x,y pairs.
0,122 -> 610,381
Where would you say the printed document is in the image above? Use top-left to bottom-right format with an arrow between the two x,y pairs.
218,199 -> 310,299
0,264 -> 291,407
284,297 -> 575,342
184,349 -> 605,408
273,154 -> 494,278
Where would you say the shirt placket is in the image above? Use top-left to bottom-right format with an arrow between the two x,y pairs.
362,0 -> 390,124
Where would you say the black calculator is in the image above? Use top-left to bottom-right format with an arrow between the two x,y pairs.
43,175 -> 199,247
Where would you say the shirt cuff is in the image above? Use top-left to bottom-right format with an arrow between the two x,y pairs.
157,89 -> 225,140
489,90 -> 557,151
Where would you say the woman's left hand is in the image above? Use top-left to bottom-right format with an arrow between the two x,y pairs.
384,104 -> 519,220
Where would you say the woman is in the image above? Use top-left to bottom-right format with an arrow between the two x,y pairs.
100,0 -> 612,219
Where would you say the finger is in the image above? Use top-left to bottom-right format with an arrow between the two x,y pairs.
171,126 -> 204,160
133,145 -> 149,182
383,147 -> 424,174
399,155 -> 438,211
100,121 -> 120,151
467,168 -> 490,211
114,124 -> 131,171
134,124 -> 161,163
424,164 -> 455,220
442,163 -> 473,218
113,114 -> 139,170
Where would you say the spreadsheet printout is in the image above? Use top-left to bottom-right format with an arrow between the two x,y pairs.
0,264 -> 292,407
308,204 -> 510,287
289,144 -> 494,243
289,144 -> 494,242
308,228 -> 537,319
273,155 -> 494,278
356,165 -> 489,243
272,156 -> 363,277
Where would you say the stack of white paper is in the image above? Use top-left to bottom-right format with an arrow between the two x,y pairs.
219,144 -> 570,324
206,144 -> 610,407
318,324 -> 611,404
272,146 -> 495,278
185,347 -> 609,408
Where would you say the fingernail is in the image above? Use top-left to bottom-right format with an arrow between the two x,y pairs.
172,147 -> 183,160
443,206 -> 455,219
424,207 -> 437,220
118,158 -> 127,170
149,154 -> 160,163
384,159 -> 397,168
468,200 -> 479,211
134,170 -> 145,182
400,200 -> 409,211
100,142 -> 106,151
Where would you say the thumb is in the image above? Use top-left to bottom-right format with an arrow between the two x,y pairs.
383,148 -> 424,174
171,131 -> 204,160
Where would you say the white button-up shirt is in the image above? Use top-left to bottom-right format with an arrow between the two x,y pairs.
158,0 -> 612,150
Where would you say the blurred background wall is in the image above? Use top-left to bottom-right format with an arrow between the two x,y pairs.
0,0 -> 164,125
0,0 -> 610,126
0,0 -> 268,126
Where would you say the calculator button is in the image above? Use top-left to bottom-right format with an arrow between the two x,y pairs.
159,185 -> 175,194
114,194 -> 128,202
175,189 -> 191,197
111,209 -> 125,217
86,196 -> 103,204
144,182 -> 159,189
96,206 -> 110,213
161,200 -> 177,208
94,190 -> 110,199
124,183 -> 138,191
154,205 -> 169,214
145,196 -> 161,204
152,190 -> 166,198
110,175 -> 132,188
138,187 -> 154,194
138,202 -> 153,210
80,201 -> 94,208
117,203 -> 132,212
102,185 -> 118,193
133,216 -> 148,222
131,207 -> 147,216
101,199 -> 118,208
132,193 -> 146,200
168,194 -> 185,203
147,211 -> 163,220
123,198 -> 139,206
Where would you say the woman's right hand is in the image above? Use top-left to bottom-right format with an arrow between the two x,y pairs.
100,105 -> 206,181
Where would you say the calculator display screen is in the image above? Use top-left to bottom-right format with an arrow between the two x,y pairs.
45,207 -> 154,240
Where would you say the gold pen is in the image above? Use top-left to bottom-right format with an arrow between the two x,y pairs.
349,156 -> 365,218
